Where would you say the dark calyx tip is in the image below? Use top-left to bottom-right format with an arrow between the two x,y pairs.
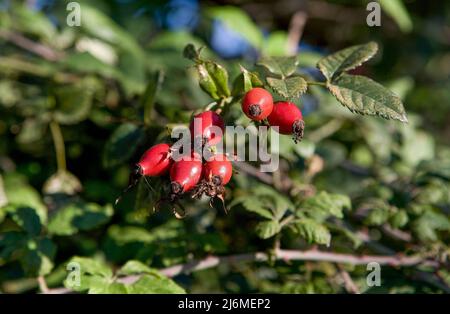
292,120 -> 305,144
191,176 -> 225,199
211,175 -> 223,186
128,164 -> 143,186
249,104 -> 262,117
171,182 -> 184,195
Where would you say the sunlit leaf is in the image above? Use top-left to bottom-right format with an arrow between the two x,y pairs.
257,56 -> 298,78
267,76 -> 307,99
102,123 -> 144,168
327,74 -> 408,123
317,42 -> 378,81
255,220 -> 281,239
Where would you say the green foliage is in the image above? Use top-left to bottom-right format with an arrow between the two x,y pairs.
102,123 -> 145,168
0,1 -> 448,295
327,74 -> 408,122
63,257 -> 185,294
48,202 -> 113,236
317,42 -> 378,81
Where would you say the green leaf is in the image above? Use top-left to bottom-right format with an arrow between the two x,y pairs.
6,206 -> 42,236
204,61 -> 230,98
257,56 -> 298,78
292,219 -> 331,246
327,74 -> 408,123
300,191 -> 351,221
379,0 -> 413,33
54,78 -> 98,125
416,159 -> 450,182
196,63 -> 219,99
64,257 -> 113,292
232,70 -> 252,97
255,220 -> 281,239
267,76 -> 307,99
67,256 -> 113,278
90,282 -> 128,294
20,237 -> 56,276
389,210 -> 409,229
365,205 -> 391,226
43,170 -> 82,196
206,6 -> 264,49
16,118 -> 48,145
117,260 -> 159,277
2,174 -> 47,224
13,5 -> 56,42
141,70 -> 164,126
231,66 -> 263,97
79,4 -> 144,55
102,123 -> 144,168
240,198 -> 274,220
317,42 -> 378,81
0,232 -> 27,262
128,274 -> 185,294
48,202 -> 113,236
412,210 -> 450,242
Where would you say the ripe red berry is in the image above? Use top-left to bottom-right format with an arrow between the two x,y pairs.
137,143 -> 173,177
203,154 -> 233,186
242,88 -> 273,121
267,101 -> 304,143
170,155 -> 203,195
189,111 -> 225,146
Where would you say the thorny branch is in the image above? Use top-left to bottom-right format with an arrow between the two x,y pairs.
44,248 -> 438,294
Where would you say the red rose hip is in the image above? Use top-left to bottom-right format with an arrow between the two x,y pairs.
189,110 -> 225,146
137,143 -> 173,177
203,154 -> 233,186
170,155 -> 203,195
242,88 -> 273,121
267,101 -> 304,143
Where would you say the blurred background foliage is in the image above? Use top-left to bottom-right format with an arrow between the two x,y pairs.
0,0 -> 449,294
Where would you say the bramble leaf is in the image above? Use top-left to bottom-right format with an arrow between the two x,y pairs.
257,56 -> 298,78
292,218 -> 331,246
267,76 -> 307,99
327,74 -> 408,123
317,42 -> 378,81
255,220 -> 281,239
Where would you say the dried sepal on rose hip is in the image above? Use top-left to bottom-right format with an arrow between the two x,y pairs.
191,153 -> 232,213
241,88 -> 274,121
268,101 -> 305,143
115,143 -> 173,205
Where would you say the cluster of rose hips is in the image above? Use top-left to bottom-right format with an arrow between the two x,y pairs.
242,87 -> 304,143
120,110 -> 231,216
119,87 -> 304,216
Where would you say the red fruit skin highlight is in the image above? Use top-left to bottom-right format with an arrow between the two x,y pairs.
137,143 -> 173,177
203,154 -> 233,185
242,88 -> 274,121
170,157 -> 203,193
189,111 -> 225,145
267,101 -> 303,134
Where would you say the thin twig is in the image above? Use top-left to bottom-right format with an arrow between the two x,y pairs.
49,120 -> 66,172
37,276 -> 49,294
234,162 -> 294,192
336,264 -> 360,294
287,11 -> 308,55
45,249 -> 434,293
0,30 -> 64,61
